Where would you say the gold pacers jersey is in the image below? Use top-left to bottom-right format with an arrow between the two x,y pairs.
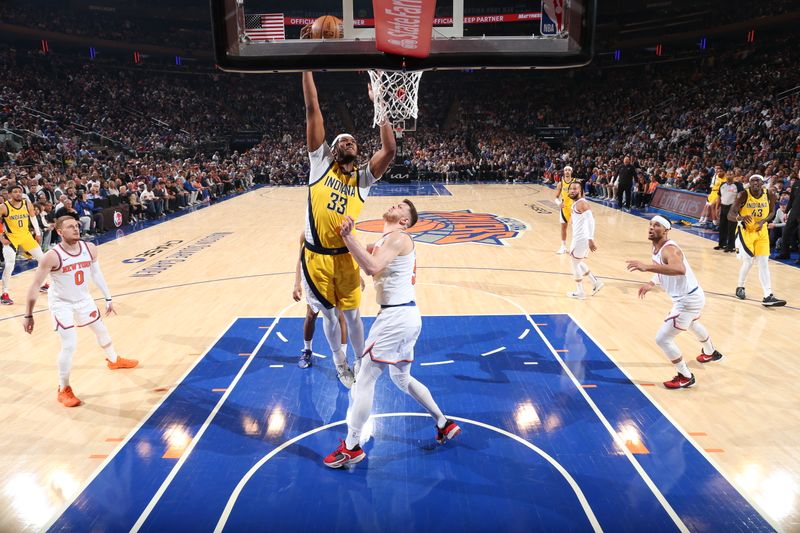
2,200 -> 32,237
739,189 -> 769,232
560,177 -> 577,201
308,162 -> 367,250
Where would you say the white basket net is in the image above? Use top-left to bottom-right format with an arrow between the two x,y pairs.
368,70 -> 423,129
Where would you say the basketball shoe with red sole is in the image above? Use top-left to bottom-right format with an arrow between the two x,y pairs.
323,440 -> 365,468
663,373 -> 695,389
436,419 -> 461,444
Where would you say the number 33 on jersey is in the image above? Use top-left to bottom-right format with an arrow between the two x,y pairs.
307,142 -> 376,250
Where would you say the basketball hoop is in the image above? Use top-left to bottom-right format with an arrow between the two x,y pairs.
368,70 -> 423,131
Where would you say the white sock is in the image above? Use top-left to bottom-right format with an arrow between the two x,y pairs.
303,339 -> 312,351
738,257 -> 753,287
575,281 -> 585,296
675,360 -> 691,379
88,320 -> 117,362
333,348 -> 347,366
689,321 -> 715,355
756,256 -> 772,298
57,327 -> 78,388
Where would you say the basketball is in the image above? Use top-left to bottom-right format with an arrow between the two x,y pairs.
310,15 -> 343,39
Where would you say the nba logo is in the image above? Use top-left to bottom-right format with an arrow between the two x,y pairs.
541,0 -> 564,36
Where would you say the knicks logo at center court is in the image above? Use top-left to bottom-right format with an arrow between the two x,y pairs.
356,210 -> 527,246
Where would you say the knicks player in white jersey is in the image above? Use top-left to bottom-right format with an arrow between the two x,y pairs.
23,217 -> 138,408
626,216 -> 724,389
566,182 -> 603,299
323,199 -> 461,468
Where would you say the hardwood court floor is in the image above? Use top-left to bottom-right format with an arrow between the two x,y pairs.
0,184 -> 797,531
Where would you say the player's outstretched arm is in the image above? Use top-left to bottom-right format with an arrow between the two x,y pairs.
367,83 -> 396,179
302,72 -> 325,152
23,251 -> 59,333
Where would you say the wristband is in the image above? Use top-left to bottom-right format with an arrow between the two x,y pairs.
24,315 -> 33,318
105,298 -> 112,302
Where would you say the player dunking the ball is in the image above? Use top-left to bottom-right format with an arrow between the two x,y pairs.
324,200 -> 460,468
23,217 -> 137,407
627,216 -> 724,389
301,71 -> 396,388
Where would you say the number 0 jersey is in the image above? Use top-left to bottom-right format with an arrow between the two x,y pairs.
50,241 -> 95,303
2,200 -> 32,237
305,142 -> 376,252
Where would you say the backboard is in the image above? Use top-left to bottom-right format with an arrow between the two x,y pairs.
210,0 -> 596,73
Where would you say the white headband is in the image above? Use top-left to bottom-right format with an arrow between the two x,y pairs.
331,133 -> 355,147
651,215 -> 671,230
564,165 -> 573,171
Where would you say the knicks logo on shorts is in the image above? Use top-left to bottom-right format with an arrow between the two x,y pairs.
356,210 -> 527,246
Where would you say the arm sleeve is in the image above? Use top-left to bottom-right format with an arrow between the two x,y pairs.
650,273 -> 660,286
359,163 -> 377,197
90,260 -> 112,300
308,142 -> 333,185
29,213 -> 42,236
585,209 -> 596,239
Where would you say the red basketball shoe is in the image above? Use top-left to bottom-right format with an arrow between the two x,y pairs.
323,440 -> 365,468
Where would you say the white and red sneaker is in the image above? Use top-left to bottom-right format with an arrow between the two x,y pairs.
1,293 -> 12,305
663,373 -> 695,389
436,419 -> 461,444
323,440 -> 365,468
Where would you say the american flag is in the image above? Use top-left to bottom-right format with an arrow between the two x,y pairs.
244,14 -> 286,41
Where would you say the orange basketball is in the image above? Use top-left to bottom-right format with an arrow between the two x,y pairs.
311,15 -> 343,39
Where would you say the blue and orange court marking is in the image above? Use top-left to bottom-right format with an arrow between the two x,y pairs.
47,313 -> 775,532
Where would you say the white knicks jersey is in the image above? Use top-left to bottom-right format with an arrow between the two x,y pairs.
652,239 -> 700,301
372,232 -> 417,306
570,198 -> 594,242
50,241 -> 94,303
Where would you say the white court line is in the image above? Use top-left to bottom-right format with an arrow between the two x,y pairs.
518,328 -> 530,340
524,362 -> 539,366
527,318 -> 689,532
213,413 -> 602,533
130,302 -> 299,532
312,352 -> 327,359
416,280 -> 689,532
420,360 -> 455,366
40,316 -> 241,533
568,314 -> 780,531
480,346 -> 506,357
276,332 -> 288,343
269,364 -> 284,368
